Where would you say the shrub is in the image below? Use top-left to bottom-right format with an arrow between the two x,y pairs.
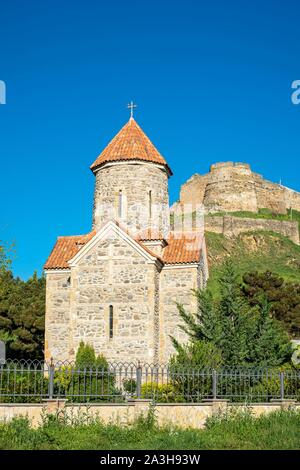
53,342 -> 122,402
122,378 -> 137,395
0,362 -> 48,403
141,382 -> 183,402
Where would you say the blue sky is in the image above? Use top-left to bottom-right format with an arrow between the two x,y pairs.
0,0 -> 300,279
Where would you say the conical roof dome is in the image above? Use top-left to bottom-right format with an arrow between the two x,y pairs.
90,117 -> 172,175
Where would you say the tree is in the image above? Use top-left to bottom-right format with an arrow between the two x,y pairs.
217,261 -> 252,365
0,270 -> 45,359
248,299 -> 292,367
55,342 -> 118,402
0,241 -> 13,273
75,341 -> 108,369
242,271 -> 300,337
172,260 -> 292,367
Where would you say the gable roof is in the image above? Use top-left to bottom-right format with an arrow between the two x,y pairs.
67,221 -> 162,267
162,232 -> 204,264
90,117 -> 172,175
44,224 -> 204,270
44,231 -> 96,270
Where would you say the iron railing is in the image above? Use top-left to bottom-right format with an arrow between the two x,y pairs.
0,360 -> 299,403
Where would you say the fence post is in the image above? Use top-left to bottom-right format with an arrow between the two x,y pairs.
212,369 -> 217,400
136,362 -> 142,398
280,371 -> 284,400
48,357 -> 55,399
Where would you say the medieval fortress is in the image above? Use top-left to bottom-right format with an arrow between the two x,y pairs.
172,162 -> 300,245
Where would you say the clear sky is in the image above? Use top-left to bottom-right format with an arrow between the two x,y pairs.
0,0 -> 300,279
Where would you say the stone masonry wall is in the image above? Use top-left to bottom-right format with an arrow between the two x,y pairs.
45,272 -> 71,362
2,402 -> 297,429
205,215 -> 300,244
159,266 -> 199,363
68,235 -> 159,364
92,162 -> 170,237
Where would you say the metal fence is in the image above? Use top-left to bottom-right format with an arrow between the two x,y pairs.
0,360 -> 299,403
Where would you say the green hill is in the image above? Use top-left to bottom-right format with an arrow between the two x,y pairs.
206,230 -> 300,294
206,208 -> 300,232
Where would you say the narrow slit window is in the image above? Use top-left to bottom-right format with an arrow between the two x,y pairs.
109,305 -> 113,339
149,190 -> 152,219
118,190 -> 123,218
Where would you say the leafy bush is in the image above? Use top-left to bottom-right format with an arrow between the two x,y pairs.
249,365 -> 300,402
0,363 -> 48,403
53,342 -> 122,402
122,378 -> 137,395
141,382 -> 183,402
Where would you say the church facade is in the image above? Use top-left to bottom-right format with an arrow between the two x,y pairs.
44,116 -> 208,364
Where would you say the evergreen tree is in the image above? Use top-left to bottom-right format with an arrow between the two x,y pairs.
248,299 -> 292,367
176,290 -> 220,342
0,270 -> 45,359
217,260 -> 252,365
242,271 -> 300,336
75,341 -> 108,369
172,259 -> 292,367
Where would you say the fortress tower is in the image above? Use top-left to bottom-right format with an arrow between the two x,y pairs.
177,161 -> 300,215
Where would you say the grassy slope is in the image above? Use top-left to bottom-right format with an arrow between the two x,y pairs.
206,230 -> 300,294
0,410 -> 299,450
207,208 -> 300,232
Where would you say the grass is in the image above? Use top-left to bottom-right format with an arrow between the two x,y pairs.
206,230 -> 300,294
0,407 -> 299,450
207,208 -> 300,232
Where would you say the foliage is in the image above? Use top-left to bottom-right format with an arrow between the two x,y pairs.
249,364 -> 300,402
172,259 -> 292,368
0,270 -> 45,359
0,241 -> 14,273
140,382 -> 181,402
0,363 -> 48,403
170,339 -> 223,370
207,207 -> 300,233
167,343 -> 221,402
242,271 -> 300,337
75,341 -> 108,369
54,342 -> 121,402
122,378 -> 137,394
206,230 -> 300,296
0,409 -> 299,450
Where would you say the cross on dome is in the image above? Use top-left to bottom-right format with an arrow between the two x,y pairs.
127,100 -> 137,118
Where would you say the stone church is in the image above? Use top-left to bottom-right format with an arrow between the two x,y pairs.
44,116 -> 208,364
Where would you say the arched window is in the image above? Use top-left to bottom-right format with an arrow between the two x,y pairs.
109,305 -> 114,339
149,190 -> 152,219
118,190 -> 123,218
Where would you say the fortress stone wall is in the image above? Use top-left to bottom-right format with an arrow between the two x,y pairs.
205,215 -> 299,245
179,162 -> 300,215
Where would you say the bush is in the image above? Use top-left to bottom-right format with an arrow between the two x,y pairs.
0,362 -> 48,403
122,378 -> 137,395
250,365 -> 300,402
141,382 -> 183,402
53,342 -> 122,402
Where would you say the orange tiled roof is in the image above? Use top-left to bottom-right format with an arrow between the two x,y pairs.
136,228 -> 166,241
90,118 -> 172,175
44,228 -> 203,270
44,231 -> 96,270
162,232 -> 203,264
